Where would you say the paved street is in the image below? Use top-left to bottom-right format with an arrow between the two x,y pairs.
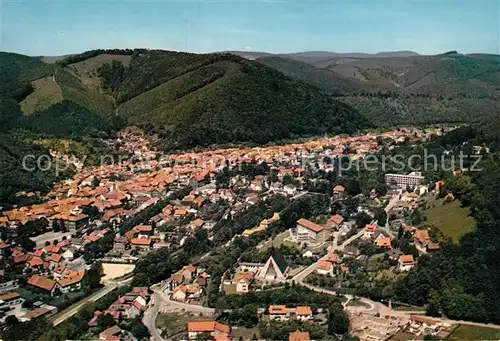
51,284 -> 118,326
142,293 -> 166,341
152,286 -> 215,314
50,277 -> 133,326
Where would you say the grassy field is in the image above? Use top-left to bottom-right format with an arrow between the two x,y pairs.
424,199 -> 475,243
20,77 -> 63,114
258,230 -> 294,250
68,54 -> 132,89
346,299 -> 370,308
231,327 -> 260,340
446,324 -> 500,341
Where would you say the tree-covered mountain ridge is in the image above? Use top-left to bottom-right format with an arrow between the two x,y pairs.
256,51 -> 500,127
0,49 -> 370,147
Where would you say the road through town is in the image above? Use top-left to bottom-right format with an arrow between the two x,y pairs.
50,276 -> 133,326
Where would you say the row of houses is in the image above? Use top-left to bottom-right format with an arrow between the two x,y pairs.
89,287 -> 150,325
27,269 -> 85,296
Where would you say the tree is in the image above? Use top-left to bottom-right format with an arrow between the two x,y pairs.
130,320 -> 150,339
447,174 -> 472,199
4,315 -> 18,326
52,220 -> 61,232
373,208 -> 387,225
131,272 -> 151,287
283,174 -> 294,186
96,313 -> 115,331
344,196 -> 359,216
118,285 -> 131,296
327,304 -> 350,335
0,318 -> 51,341
91,176 -> 100,188
16,234 -> 35,251
85,262 -> 103,290
409,209 -> 425,225
354,212 -> 371,228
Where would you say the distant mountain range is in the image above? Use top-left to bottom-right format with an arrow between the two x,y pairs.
2,48 -> 498,141
226,50 -> 421,62
252,50 -> 500,127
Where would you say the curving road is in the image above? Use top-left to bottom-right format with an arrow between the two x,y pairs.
151,286 -> 215,314
142,293 -> 166,341
291,228 -> 500,330
143,285 -> 215,340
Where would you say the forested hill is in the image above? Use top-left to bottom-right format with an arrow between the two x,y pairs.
256,52 -> 500,127
1,50 -> 369,147
111,51 -> 368,148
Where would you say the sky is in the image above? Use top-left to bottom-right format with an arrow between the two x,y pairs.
0,0 -> 499,56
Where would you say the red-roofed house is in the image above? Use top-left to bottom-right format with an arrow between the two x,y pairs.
316,260 -> 333,276
187,321 -> 231,340
295,306 -> 313,321
289,331 -> 311,341
130,238 -> 152,251
269,305 -> 289,321
27,275 -> 58,296
328,215 -> 344,230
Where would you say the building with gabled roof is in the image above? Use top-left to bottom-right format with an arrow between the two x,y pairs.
398,255 -> 416,271
414,229 -> 430,246
27,275 -> 58,296
289,331 -> 311,341
256,247 -> 289,284
0,292 -> 24,310
99,325 -> 122,341
295,218 -> 330,245
295,306 -> 313,321
316,260 -> 333,275
269,305 -> 289,321
187,321 -> 230,340
328,214 -> 344,230
233,271 -> 254,294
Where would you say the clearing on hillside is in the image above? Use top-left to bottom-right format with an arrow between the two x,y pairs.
20,77 -> 63,114
67,54 -> 132,89
424,198 -> 475,243
446,324 -> 500,341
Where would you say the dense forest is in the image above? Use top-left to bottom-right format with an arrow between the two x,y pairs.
102,50 -> 370,148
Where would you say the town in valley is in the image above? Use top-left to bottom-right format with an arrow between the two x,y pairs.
0,125 -> 492,341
